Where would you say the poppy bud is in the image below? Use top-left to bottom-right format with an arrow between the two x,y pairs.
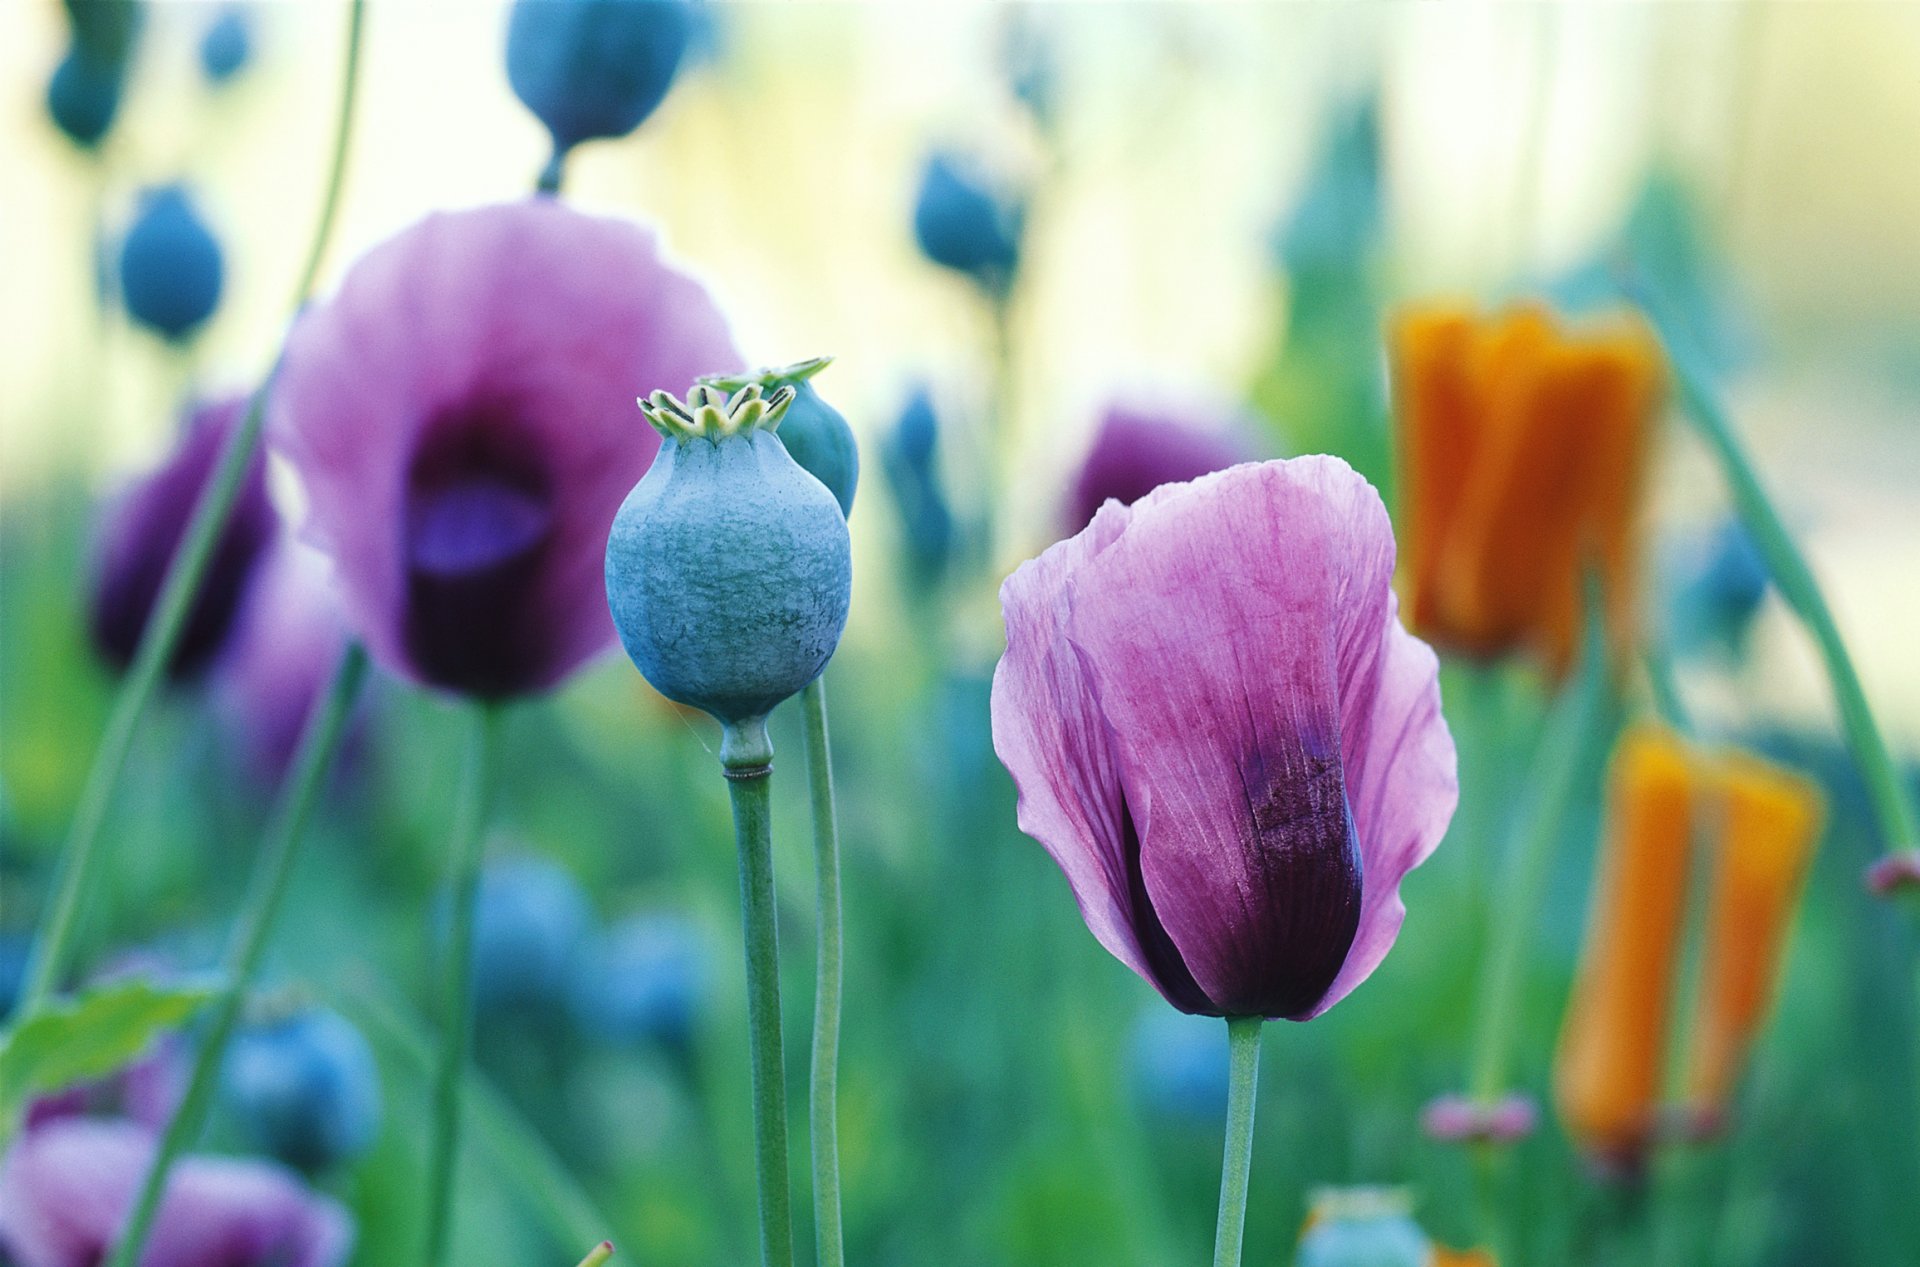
606,381 -> 853,727
572,913 -> 707,1056
701,357 -> 858,518
912,151 -> 1022,292
199,5 -> 254,85
506,0 -> 693,160
223,1007 -> 382,1174
46,46 -> 125,150
1295,1188 -> 1431,1267
879,387 -> 955,592
117,184 -> 225,343
461,854 -> 593,1015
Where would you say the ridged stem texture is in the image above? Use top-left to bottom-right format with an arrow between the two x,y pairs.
724,716 -> 795,1267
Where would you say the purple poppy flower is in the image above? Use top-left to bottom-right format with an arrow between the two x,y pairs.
215,537 -> 353,780
1064,404 -> 1251,536
0,1118 -> 351,1267
270,199 -> 738,699
992,457 -> 1456,1020
88,396 -> 275,681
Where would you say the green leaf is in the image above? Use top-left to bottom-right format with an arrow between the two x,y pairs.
0,975 -> 219,1128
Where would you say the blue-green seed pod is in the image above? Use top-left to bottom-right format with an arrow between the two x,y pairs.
606,380 -> 851,727
1295,1187 -> 1432,1267
700,357 -> 857,518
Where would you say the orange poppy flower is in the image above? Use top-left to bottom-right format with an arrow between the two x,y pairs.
1389,303 -> 1665,676
1554,727 -> 1824,1166
1553,726 -> 1697,1165
1685,753 -> 1823,1130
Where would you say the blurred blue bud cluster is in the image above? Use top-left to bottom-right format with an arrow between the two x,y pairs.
506,0 -> 694,164
1128,1007 -> 1229,1125
913,152 -> 1023,294
200,5 -> 256,86
117,185 -> 225,343
879,387 -> 956,595
467,854 -> 594,1013
573,913 -> 707,1054
222,1006 -> 382,1174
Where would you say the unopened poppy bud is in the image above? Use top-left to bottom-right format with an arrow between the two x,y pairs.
199,5 -> 254,85
606,379 -> 852,728
701,357 -> 858,517
1296,1187 -> 1431,1267
46,46 -> 125,150
912,151 -> 1022,292
118,184 -> 225,343
223,1006 -> 382,1174
506,0 -> 693,162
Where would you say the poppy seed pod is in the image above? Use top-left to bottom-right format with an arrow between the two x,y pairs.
606,382 -> 852,727
701,357 -> 858,517
118,184 -> 225,343
222,1008 -> 382,1174
506,0 -> 693,159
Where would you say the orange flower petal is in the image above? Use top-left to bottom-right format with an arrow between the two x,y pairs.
1554,725 -> 1697,1163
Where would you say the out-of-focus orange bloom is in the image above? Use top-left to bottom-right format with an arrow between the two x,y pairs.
1554,726 -> 1697,1165
1388,303 -> 1665,676
1553,727 -> 1824,1168
1430,1250 -> 1498,1267
1685,753 -> 1823,1127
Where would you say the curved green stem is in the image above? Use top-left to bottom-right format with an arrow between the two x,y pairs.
721,715 -> 795,1267
422,705 -> 503,1267
17,0 -> 367,1017
800,679 -> 845,1267
1211,1017 -> 1263,1267
104,644 -> 368,1267
1669,353 -> 1920,858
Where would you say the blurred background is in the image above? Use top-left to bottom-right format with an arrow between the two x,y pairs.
4,2 -> 1920,1265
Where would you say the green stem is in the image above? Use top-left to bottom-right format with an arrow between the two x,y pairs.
1211,1016 -> 1263,1267
1468,622 -> 1613,1105
800,679 -> 846,1267
721,715 -> 795,1267
1669,354 -> 1920,858
17,0 -> 367,1017
422,705 -> 503,1267
103,644 -> 369,1267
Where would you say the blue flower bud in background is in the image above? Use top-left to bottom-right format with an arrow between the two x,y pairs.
199,5 -> 255,85
573,913 -> 707,1054
879,386 -> 955,594
701,358 -> 858,518
1127,1007 -> 1230,1125
0,931 -> 31,1023
465,854 -> 594,1013
117,184 -> 225,343
46,46 -> 125,150
222,1006 -> 382,1174
607,382 -> 853,726
1273,95 -> 1381,278
1666,516 -> 1771,661
1294,1188 -> 1432,1267
506,0 -> 693,161
912,151 -> 1022,293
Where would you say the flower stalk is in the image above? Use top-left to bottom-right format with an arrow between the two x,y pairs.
1211,1016 -> 1264,1267
1664,345 -> 1920,881
801,677 -> 846,1267
17,0 -> 367,1016
103,643 -> 369,1267
721,715 -> 796,1267
423,705 -> 504,1267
